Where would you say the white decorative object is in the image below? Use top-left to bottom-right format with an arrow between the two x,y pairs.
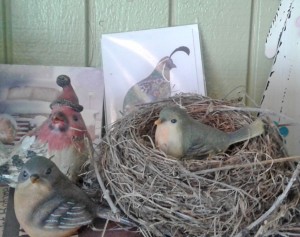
261,0 -> 300,155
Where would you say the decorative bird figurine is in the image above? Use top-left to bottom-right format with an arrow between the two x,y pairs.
123,46 -> 190,114
14,155 -> 134,237
0,75 -> 91,187
154,106 -> 265,159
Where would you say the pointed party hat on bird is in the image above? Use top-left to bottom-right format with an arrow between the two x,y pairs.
50,75 -> 83,112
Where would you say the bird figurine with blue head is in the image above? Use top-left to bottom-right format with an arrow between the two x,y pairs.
154,106 -> 265,159
0,75 -> 91,187
123,46 -> 190,114
14,155 -> 134,237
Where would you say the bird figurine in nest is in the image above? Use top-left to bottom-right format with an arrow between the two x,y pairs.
154,106 -> 265,159
123,46 -> 190,114
0,75 -> 92,187
14,155 -> 134,237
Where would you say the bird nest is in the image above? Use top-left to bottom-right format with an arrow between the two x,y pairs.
98,94 -> 300,237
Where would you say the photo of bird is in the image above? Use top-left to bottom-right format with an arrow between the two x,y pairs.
0,114 -> 17,144
0,75 -> 92,187
14,155 -> 134,237
154,106 -> 265,159
123,46 -> 190,114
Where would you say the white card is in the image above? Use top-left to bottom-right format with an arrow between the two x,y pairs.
101,24 -> 206,125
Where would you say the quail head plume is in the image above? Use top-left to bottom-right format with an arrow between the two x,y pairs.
0,75 -> 92,187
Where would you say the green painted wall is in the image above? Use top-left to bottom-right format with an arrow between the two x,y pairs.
0,0 -> 6,62
0,0 -> 279,103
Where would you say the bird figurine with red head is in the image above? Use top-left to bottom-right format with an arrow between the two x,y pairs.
0,75 -> 92,187
123,46 -> 190,114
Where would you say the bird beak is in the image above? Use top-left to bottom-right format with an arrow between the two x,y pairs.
30,174 -> 40,183
154,118 -> 162,125
52,114 -> 64,124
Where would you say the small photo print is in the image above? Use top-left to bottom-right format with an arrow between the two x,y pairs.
0,65 -> 104,145
101,24 -> 206,125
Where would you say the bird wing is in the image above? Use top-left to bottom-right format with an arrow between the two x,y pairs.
136,75 -> 170,99
182,120 -> 231,159
146,73 -> 170,88
123,72 -> 171,112
43,198 -> 93,230
183,143 -> 219,159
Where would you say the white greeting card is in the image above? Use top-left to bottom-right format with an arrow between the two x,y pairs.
101,24 -> 206,125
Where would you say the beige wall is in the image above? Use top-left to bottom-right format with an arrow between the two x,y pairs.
0,0 -> 279,104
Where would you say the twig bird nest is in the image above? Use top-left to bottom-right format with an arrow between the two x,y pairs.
98,94 -> 300,237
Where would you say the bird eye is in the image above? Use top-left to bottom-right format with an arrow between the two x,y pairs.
72,115 -> 78,121
45,168 -> 52,175
171,119 -> 177,124
23,170 -> 28,178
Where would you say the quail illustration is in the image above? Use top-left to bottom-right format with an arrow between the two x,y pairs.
123,46 -> 190,114
0,75 -> 92,187
155,106 -> 265,159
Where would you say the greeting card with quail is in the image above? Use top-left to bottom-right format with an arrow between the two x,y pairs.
102,24 -> 206,125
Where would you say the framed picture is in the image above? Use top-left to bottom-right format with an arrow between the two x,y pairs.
0,64 -> 105,237
102,24 -> 206,125
0,64 -> 104,145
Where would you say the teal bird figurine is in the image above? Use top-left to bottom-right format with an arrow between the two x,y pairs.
14,155 -> 134,237
155,106 -> 265,159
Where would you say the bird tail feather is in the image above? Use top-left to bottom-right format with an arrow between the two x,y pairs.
228,119 -> 265,145
96,207 -> 137,227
